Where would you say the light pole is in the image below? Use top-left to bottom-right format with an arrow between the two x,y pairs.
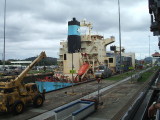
71,53 -> 74,93
118,0 -> 122,73
1,53 -> 3,61
3,0 -> 6,69
149,35 -> 150,57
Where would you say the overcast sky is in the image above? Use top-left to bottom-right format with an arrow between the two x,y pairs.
0,0 -> 158,60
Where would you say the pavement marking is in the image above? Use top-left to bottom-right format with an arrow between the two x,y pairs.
29,68 -> 151,120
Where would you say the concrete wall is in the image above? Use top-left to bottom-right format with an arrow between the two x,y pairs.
55,101 -> 95,120
72,104 -> 95,120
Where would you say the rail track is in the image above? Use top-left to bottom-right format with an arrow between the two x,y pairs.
112,68 -> 160,120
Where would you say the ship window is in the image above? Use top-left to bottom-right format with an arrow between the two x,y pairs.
109,58 -> 113,63
64,54 -> 67,60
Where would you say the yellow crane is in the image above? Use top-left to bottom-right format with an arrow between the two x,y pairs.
0,51 -> 46,114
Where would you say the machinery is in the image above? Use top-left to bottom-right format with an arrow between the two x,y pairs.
94,65 -> 112,78
0,51 -> 46,114
148,0 -> 160,36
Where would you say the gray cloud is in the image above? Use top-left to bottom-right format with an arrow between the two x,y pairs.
0,0 -> 156,60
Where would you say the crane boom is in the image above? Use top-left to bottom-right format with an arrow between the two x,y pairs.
14,51 -> 46,85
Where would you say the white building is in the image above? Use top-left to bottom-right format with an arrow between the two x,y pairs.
152,52 -> 160,65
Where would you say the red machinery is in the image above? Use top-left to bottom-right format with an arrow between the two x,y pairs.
78,62 -> 89,76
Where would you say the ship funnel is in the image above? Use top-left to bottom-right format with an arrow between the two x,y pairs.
68,18 -> 81,53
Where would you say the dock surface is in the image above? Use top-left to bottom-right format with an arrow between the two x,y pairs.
0,69 -> 153,120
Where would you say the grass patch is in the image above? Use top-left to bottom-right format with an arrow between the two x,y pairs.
137,67 -> 159,82
105,71 -> 136,81
105,66 -> 159,81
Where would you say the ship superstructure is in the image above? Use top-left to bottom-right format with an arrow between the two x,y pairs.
57,18 -> 135,81
58,18 -> 115,80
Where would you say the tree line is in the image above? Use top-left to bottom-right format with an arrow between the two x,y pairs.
0,57 -> 57,65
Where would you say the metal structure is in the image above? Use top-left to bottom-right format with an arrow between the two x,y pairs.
148,0 -> 160,36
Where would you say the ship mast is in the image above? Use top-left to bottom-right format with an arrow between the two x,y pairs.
80,19 -> 92,40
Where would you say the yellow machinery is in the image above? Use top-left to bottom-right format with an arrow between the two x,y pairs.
0,51 -> 46,114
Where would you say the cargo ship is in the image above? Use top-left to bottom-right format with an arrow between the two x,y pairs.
58,18 -> 135,78
36,18 -> 135,92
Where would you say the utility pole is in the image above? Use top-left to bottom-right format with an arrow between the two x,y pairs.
149,35 -> 150,57
71,53 -> 74,93
3,0 -> 6,70
118,0 -> 122,73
